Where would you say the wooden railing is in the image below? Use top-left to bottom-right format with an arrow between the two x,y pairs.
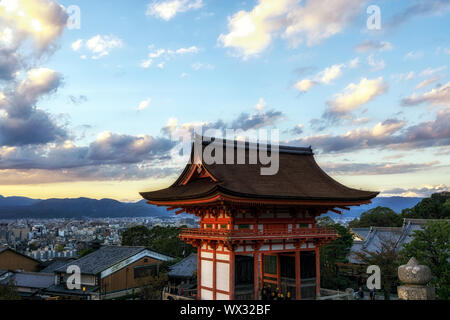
179,227 -> 338,240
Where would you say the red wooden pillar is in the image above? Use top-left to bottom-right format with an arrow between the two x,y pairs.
315,247 -> 320,298
260,253 -> 264,292
212,243 -> 216,300
276,253 -> 281,289
197,246 -> 202,300
295,250 -> 301,300
253,252 -> 259,300
229,251 -> 235,300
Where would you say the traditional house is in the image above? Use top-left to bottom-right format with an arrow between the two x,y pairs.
0,247 -> 41,272
341,218 -> 449,286
0,271 -> 54,299
164,253 -> 198,299
141,137 -> 378,300
45,246 -> 173,300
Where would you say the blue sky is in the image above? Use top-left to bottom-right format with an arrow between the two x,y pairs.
0,0 -> 449,200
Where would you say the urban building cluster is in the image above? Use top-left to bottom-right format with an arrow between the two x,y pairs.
0,217 -> 197,262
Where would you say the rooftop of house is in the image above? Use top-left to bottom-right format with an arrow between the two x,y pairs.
168,253 -> 197,278
0,246 -> 40,263
349,218 -> 450,264
55,246 -> 173,275
40,257 -> 76,274
0,272 -> 54,289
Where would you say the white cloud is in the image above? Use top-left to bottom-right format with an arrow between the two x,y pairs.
218,0 -> 368,59
354,40 -> 393,53
71,39 -> 83,51
404,50 -> 424,60
419,66 -> 446,77
137,98 -> 152,111
141,46 -> 199,69
254,98 -> 267,112
85,35 -> 123,59
367,54 -> 386,71
71,35 -> 123,59
146,0 -> 203,21
294,61 -> 353,92
382,184 -> 448,197
402,81 -> 450,107
0,0 -> 68,50
327,77 -> 388,113
318,64 -> 344,84
414,77 -> 438,90
294,79 -> 317,92
191,62 -> 214,71
169,46 -> 199,55
391,71 -> 415,83
348,57 -> 360,69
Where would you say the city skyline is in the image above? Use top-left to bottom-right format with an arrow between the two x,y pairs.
0,0 -> 449,201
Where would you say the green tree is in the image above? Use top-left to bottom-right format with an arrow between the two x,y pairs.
121,225 -> 195,258
0,278 -> 21,300
349,207 -> 403,228
400,192 -> 450,219
353,236 -> 400,300
77,248 -> 96,258
319,218 -> 354,290
400,220 -> 450,299
121,225 -> 152,247
135,272 -> 168,300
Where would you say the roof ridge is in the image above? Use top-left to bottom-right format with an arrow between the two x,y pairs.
199,135 -> 314,155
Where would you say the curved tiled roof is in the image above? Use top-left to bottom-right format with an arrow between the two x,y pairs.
168,253 -> 197,278
140,137 -> 378,204
55,246 -> 173,275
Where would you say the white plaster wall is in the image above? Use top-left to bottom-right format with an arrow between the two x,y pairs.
216,293 -> 230,300
201,260 -> 213,288
201,288 -> 213,300
216,262 -> 230,292
201,251 -> 213,259
216,253 -> 229,261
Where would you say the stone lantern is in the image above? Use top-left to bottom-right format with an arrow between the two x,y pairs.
397,257 -> 435,300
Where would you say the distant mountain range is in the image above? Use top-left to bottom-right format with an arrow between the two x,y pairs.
0,195 -> 422,220
0,195 -> 170,219
325,196 -> 423,220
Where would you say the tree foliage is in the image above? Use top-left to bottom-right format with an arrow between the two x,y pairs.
135,272 -> 168,300
400,221 -> 450,299
349,206 -> 403,228
0,278 -> 21,300
121,225 -> 153,247
121,225 -> 195,258
353,236 -> 401,300
319,217 -> 354,290
400,192 -> 450,219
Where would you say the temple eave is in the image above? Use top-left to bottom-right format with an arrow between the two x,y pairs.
144,192 -> 376,209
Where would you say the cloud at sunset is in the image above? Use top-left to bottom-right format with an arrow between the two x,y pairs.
218,0 -> 369,58
146,0 -> 203,21
0,0 -> 448,201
